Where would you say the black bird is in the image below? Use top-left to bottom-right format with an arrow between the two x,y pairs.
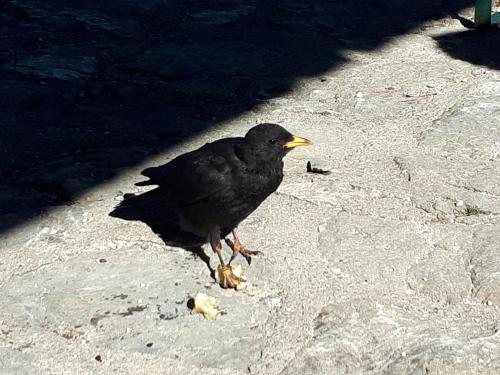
117,123 -> 311,288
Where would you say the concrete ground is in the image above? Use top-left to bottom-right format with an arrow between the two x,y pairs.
1,1 -> 499,374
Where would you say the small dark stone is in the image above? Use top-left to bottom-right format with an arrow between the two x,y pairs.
307,158 -> 332,175
186,298 -> 195,310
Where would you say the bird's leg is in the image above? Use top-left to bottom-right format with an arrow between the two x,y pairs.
212,240 -> 226,266
225,230 -> 262,265
209,229 -> 243,289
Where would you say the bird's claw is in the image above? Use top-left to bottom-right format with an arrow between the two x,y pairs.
225,238 -> 262,265
217,265 -> 245,289
239,249 -> 262,266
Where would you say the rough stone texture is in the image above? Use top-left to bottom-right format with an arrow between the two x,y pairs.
1,1 -> 500,374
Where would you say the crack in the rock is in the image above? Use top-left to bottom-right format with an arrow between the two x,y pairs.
465,234 -> 480,299
466,256 -> 479,298
393,156 -> 412,182
17,261 -> 54,277
411,202 -> 434,215
447,183 -> 500,199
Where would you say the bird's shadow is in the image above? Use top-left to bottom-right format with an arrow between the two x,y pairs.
109,188 -> 216,280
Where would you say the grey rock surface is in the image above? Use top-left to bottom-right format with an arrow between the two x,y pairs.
1,1 -> 500,374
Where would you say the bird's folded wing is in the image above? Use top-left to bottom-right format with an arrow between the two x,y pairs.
139,153 -> 235,206
177,155 -> 234,206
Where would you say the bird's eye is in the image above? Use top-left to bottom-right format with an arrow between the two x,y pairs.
269,139 -> 277,144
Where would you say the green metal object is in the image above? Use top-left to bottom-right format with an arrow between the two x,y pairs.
474,0 -> 500,28
475,0 -> 492,28
492,11 -> 500,23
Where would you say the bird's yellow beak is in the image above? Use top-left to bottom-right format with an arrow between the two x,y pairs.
284,135 -> 312,149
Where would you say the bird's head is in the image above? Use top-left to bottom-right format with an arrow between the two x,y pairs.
244,123 -> 311,161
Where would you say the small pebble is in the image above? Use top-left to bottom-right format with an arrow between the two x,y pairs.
307,158 -> 332,175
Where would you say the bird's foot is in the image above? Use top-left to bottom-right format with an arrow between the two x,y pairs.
225,238 -> 262,265
217,265 -> 245,289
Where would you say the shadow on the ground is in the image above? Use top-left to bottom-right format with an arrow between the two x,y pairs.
0,0 -> 471,236
109,189 -> 216,278
435,27 -> 500,70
